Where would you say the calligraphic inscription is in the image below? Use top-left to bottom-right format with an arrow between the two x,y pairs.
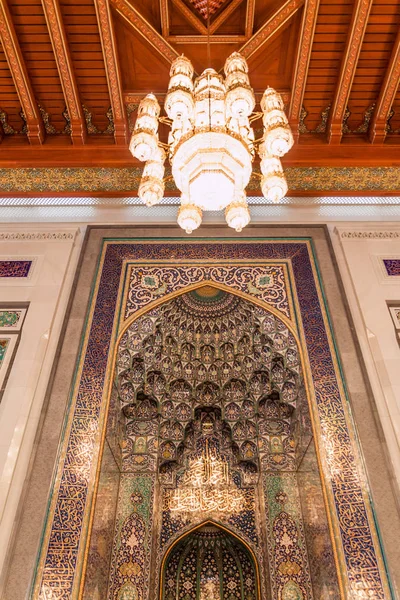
126,265 -> 290,320
0,260 -> 32,278
383,258 -> 400,276
33,241 -> 390,600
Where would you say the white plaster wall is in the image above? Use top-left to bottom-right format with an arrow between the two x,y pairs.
0,227 -> 85,580
330,226 -> 400,496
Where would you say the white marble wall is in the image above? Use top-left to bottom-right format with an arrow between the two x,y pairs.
0,227 -> 84,579
330,226 -> 400,494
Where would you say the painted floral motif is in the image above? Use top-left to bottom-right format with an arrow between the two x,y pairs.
126,266 -> 290,321
108,475 -> 155,600
264,474 -> 313,600
1,166 -> 400,192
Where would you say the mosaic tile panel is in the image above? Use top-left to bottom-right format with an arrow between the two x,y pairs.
264,473 -> 314,600
125,265 -> 290,320
32,241 -> 392,600
0,308 -> 26,330
0,260 -> 32,277
0,338 -> 9,365
383,259 -> 400,276
107,474 -> 155,600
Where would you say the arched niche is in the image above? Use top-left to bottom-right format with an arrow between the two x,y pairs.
160,521 -> 261,600
82,282 -> 339,600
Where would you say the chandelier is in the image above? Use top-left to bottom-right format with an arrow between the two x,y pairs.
166,441 -> 245,518
129,52 -> 293,233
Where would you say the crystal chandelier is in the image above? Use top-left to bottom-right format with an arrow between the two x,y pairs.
129,52 -> 293,233
166,441 -> 245,518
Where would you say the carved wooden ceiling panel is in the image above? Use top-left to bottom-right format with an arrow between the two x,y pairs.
0,0 -> 400,188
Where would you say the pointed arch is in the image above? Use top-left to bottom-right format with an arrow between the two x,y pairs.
159,519 -> 261,600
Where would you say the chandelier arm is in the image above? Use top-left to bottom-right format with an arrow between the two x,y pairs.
248,111 -> 263,123
158,116 -> 173,126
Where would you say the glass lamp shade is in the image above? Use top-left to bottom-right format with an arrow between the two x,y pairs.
129,131 -> 158,162
261,172 -> 288,203
259,144 -> 283,176
263,126 -> 294,157
169,55 -> 194,82
226,85 -> 255,118
224,53 -> 255,118
177,202 -> 202,234
225,195 -> 250,231
261,87 -> 284,113
138,146 -> 165,206
172,131 -> 252,211
135,93 -> 160,133
138,177 -> 164,206
165,89 -> 194,120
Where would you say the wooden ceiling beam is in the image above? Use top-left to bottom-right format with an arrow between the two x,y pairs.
94,0 -> 129,144
41,0 -> 86,145
110,0 -> 179,63
327,0 -> 373,145
167,34 -> 247,43
210,0 -> 244,35
238,0 -> 304,60
369,26 -> 400,144
288,0 -> 320,142
160,0 -> 169,37
2,140 -> 400,168
0,0 -> 44,145
171,0 -> 208,34
245,0 -> 255,38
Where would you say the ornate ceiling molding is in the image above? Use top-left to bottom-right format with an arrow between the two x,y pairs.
245,0 -> 255,37
327,0 -> 373,144
0,0 -> 44,144
171,0 -> 208,34
41,0 -> 86,144
94,0 -> 129,144
369,26 -> 400,144
336,228 -> 400,240
0,230 -> 78,241
1,166 -> 400,194
288,0 -> 320,137
239,0 -> 304,59
209,0 -> 244,34
110,0 -> 179,63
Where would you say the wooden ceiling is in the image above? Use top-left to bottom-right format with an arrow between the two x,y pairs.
0,0 -> 400,189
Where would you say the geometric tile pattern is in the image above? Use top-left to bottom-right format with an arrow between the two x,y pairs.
0,260 -> 32,277
32,240 -> 392,600
383,258 -> 400,276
